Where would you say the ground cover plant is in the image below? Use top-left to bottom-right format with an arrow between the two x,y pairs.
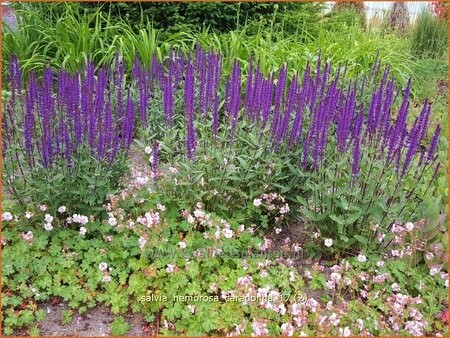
1,1 -> 448,337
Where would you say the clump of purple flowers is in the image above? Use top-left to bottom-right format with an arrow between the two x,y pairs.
3,53 -> 134,171
3,48 -> 442,226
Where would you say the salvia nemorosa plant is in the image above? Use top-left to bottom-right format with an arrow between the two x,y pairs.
3,47 -> 442,250
2,53 -> 132,215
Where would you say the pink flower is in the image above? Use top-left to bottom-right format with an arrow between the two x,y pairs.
223,228 -> 234,239
405,222 -> 414,232
330,273 -> 341,282
2,212 -> 13,221
251,319 -> 268,336
281,323 -> 294,336
357,254 -> 367,263
329,313 -> 340,326
430,266 -> 441,276
391,283 -> 400,292
338,327 -> 351,336
253,199 -> 262,207
44,214 -> 54,223
280,204 -> 290,214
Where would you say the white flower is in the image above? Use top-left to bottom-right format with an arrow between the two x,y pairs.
23,231 -> 33,241
135,176 -> 149,185
25,211 -> 33,219
430,266 -> 441,276
187,215 -> 195,224
260,270 -> 268,278
38,205 -> 47,212
253,198 -> 262,207
102,275 -> 112,283
324,238 -> 333,247
330,272 -> 341,282
275,228 -> 282,234
108,217 -> 117,226
425,252 -> 434,260
138,237 -> 147,249
281,323 -> 294,336
187,305 -> 196,314
339,327 -> 351,337
166,264 -> 175,273
179,241 -> 186,249
304,270 -> 313,279
169,167 -> 179,174
58,206 -> 67,213
223,228 -> 234,239
357,254 -> 367,263
79,227 -> 87,236
99,262 -> 108,271
2,212 -> 13,221
405,222 -> 414,232
376,260 -> 385,267
289,271 -> 296,282
144,146 -> 152,154
44,223 -> 53,231
357,318 -> 364,330
73,214 -> 89,225
280,204 -> 290,214
238,224 -> 245,232
44,214 -> 54,223
193,209 -> 205,218
156,204 -> 166,212
391,283 -> 400,292
445,279 -> 448,288
391,249 -> 400,257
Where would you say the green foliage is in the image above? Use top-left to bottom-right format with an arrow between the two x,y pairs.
411,10 -> 448,59
3,144 -> 128,218
19,1 -> 324,36
138,118 -> 306,221
61,309 -> 73,325
1,199 -> 447,336
3,2 -> 415,92
111,316 -> 130,336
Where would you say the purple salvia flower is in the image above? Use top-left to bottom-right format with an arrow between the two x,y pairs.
387,79 -> 412,164
352,107 -> 364,179
184,55 -> 196,159
229,60 -> 241,143
163,74 -> 174,126
271,65 -> 287,138
427,124 -> 441,163
276,74 -> 298,147
261,78 -> 274,130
